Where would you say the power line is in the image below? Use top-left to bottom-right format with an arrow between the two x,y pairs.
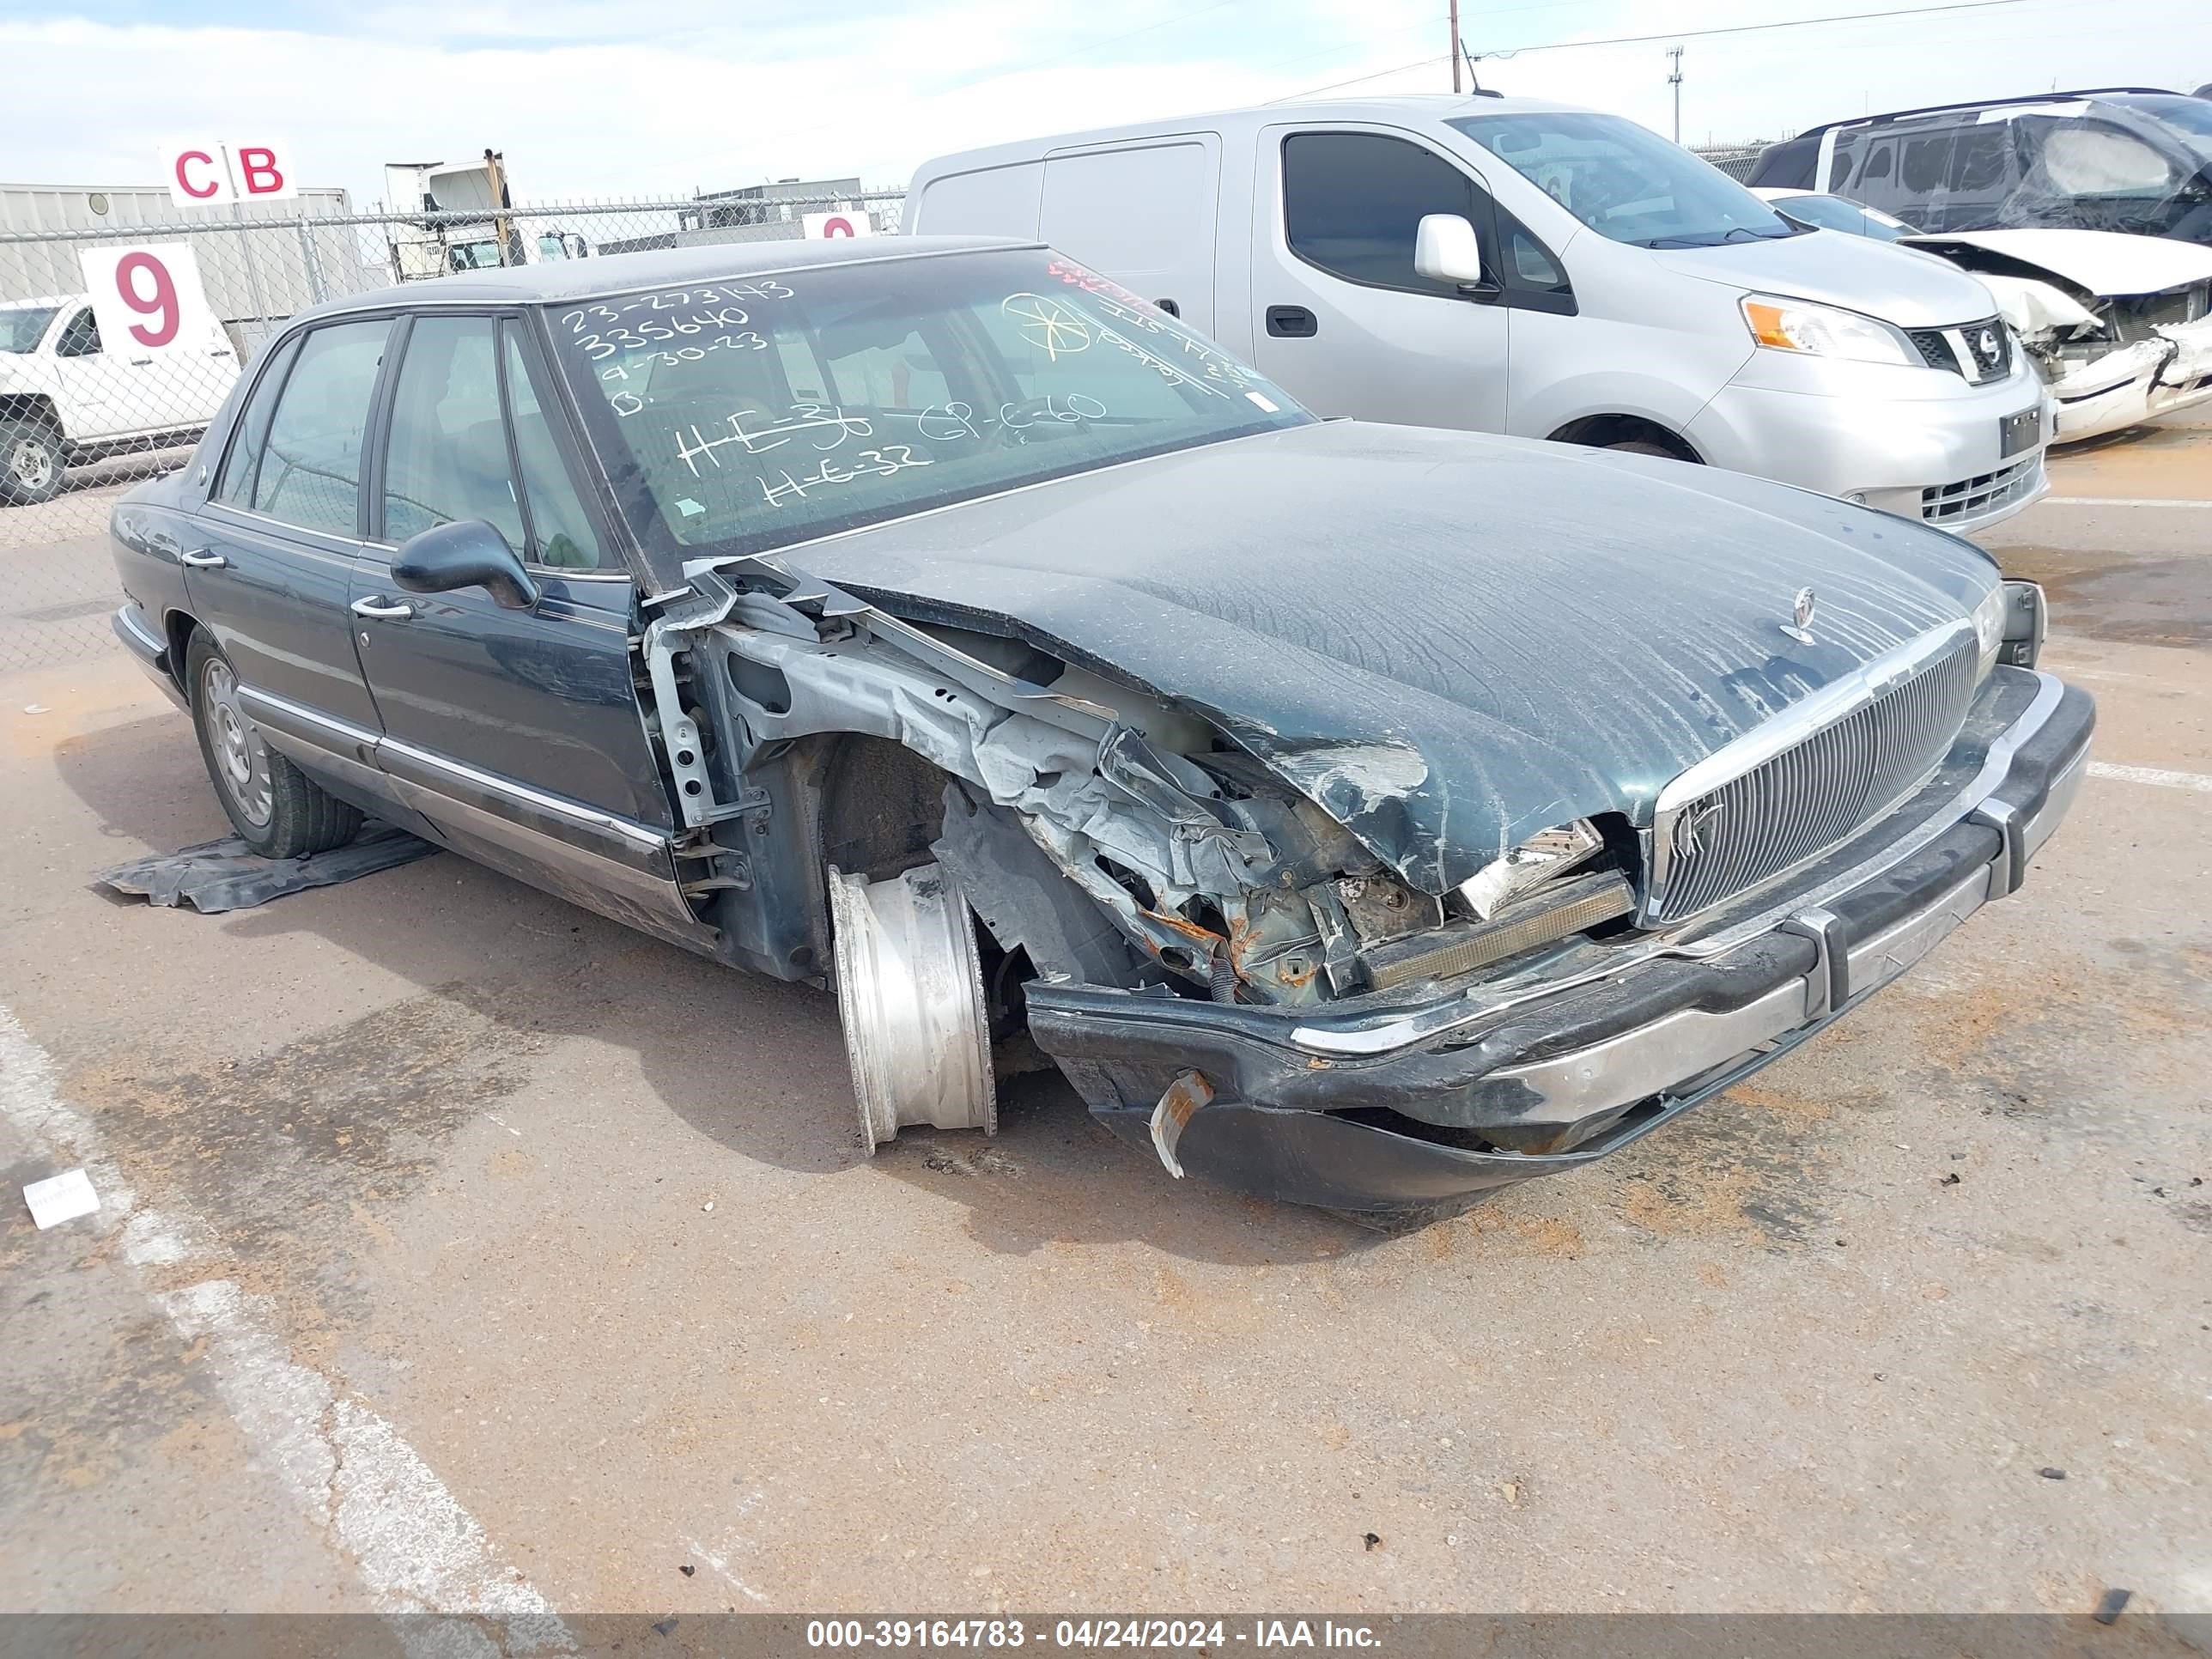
1279,0 -> 2039,98
1279,54 -> 1455,100
1472,0 -> 2035,58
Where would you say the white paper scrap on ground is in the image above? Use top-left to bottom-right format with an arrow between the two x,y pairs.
24,1168 -> 100,1229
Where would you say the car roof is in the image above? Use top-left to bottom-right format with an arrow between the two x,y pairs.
294,234 -> 1037,322
913,94 -> 1601,177
1788,86 -> 2181,138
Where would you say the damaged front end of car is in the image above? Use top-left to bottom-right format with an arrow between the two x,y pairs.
1910,236 -> 2212,441
641,550 -> 2093,1219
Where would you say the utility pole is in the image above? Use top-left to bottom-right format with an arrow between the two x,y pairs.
1450,0 -> 1462,94
1667,46 -> 1684,143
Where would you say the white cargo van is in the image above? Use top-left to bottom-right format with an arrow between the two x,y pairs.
908,94 -> 2054,531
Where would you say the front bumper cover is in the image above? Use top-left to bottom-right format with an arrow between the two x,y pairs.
1025,667 -> 2094,1214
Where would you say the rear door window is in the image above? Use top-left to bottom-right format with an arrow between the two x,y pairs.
252,319 -> 392,537
214,332 -> 303,507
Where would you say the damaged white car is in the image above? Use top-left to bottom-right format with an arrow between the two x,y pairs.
111,239 -> 2094,1224
1759,190 -> 2212,441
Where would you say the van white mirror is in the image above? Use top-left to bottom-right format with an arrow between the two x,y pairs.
1414,214 -> 1490,288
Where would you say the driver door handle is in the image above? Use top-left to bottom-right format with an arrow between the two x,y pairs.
179,549 -> 228,568
349,596 -> 416,620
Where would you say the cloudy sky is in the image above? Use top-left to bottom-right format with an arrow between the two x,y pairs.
2,0 -> 2208,207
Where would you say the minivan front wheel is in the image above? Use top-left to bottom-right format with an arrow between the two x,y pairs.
1604,439 -> 1686,460
185,630 -> 362,858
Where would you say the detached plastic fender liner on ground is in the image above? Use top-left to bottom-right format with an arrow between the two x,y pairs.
96,823 -> 437,914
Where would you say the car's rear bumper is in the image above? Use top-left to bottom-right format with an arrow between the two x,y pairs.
1025,667 -> 2094,1215
114,603 -> 187,711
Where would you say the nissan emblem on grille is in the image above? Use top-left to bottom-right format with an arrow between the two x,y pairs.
1782,586 -> 1817,645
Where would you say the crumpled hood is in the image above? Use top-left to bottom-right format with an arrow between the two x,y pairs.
794,421 -> 1997,894
1905,228 -> 2212,299
1650,225 -> 1999,325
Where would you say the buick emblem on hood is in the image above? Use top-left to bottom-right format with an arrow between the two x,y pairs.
1781,586 -> 1817,645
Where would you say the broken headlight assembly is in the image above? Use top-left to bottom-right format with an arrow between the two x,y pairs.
1341,819 -> 1636,994
1972,581 -> 2009,678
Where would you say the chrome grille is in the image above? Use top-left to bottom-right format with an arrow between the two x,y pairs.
1647,629 -> 1980,922
1904,317 -> 2010,383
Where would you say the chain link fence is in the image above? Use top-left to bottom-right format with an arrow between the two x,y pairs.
0,188 -> 904,675
1692,142 -> 1774,181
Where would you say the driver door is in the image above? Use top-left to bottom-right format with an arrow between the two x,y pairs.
1249,125 -> 1510,433
350,309 -> 712,949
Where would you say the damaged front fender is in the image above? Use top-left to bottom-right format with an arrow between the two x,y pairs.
638,553 -> 1632,1013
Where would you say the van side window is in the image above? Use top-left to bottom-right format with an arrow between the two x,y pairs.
1283,131 -> 1481,298
1948,125 -> 2012,193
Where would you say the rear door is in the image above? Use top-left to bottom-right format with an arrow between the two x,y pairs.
1038,137 -> 1221,335
186,318 -> 388,784
349,310 -> 708,948
1249,125 -> 1510,431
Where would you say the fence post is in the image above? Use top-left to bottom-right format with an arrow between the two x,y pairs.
230,201 -> 275,353
295,215 -> 327,305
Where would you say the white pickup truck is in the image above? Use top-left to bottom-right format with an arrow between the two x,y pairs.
1,295 -> 240,506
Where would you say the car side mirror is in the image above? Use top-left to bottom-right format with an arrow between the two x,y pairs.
392,520 -> 541,610
1413,214 -> 1497,295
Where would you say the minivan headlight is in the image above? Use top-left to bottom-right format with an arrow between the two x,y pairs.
1741,295 -> 1917,368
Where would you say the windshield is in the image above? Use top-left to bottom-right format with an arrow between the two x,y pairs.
2109,94 -> 2212,162
549,247 -> 1312,555
1,306 -> 58,355
1773,192 -> 1917,240
1449,111 -> 1802,247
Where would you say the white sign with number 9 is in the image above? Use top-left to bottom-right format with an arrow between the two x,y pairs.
76,243 -> 219,357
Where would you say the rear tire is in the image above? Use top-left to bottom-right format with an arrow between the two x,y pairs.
0,416 -> 65,506
185,629 -> 362,858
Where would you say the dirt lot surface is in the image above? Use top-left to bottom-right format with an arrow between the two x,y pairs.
2,417 -> 2207,1632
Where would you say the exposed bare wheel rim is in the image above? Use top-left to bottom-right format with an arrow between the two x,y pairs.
198,656 -> 276,829
7,434 -> 56,491
828,861 -> 997,1154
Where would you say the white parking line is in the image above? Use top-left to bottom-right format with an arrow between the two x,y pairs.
2089,761 -> 2212,793
2041,495 -> 2212,508
0,1003 -> 574,1655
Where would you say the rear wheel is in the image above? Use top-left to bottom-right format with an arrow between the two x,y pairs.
0,416 -> 65,507
185,629 -> 362,858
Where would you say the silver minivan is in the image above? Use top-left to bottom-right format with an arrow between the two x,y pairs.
909,94 -> 2053,531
